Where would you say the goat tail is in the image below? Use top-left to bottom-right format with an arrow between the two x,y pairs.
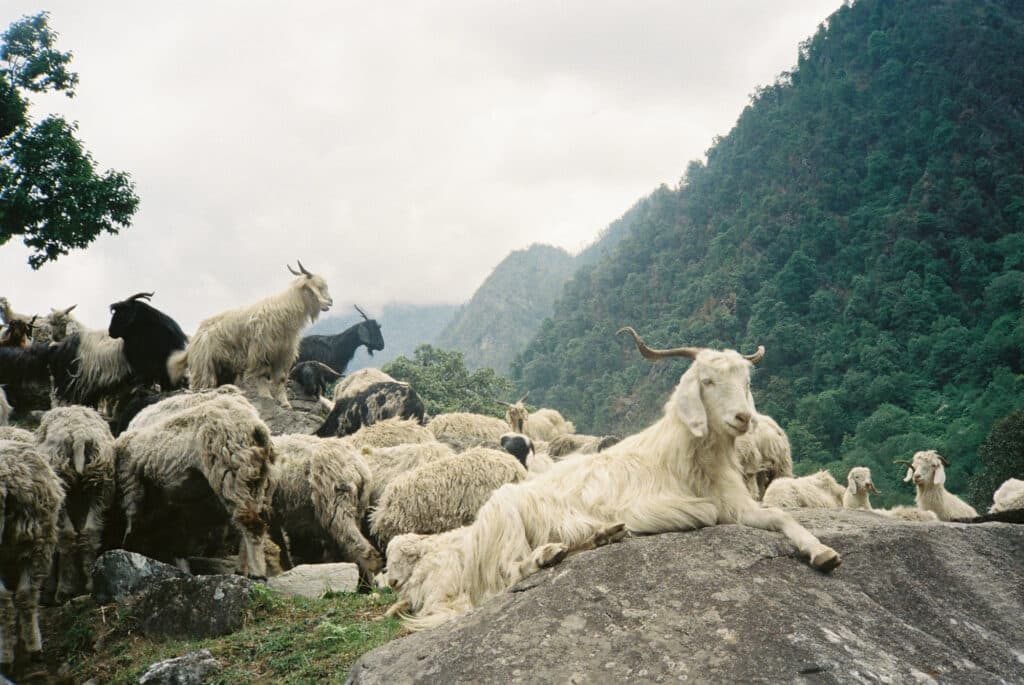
167,349 -> 189,385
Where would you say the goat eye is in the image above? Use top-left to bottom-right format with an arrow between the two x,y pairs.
701,378 -> 714,387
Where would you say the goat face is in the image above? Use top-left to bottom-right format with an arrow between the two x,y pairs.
47,305 -> 77,341
297,273 -> 334,316
672,350 -> 757,440
358,320 -> 385,354
108,302 -> 139,339
505,403 -> 529,433
847,466 -> 878,496
905,450 -> 947,487
385,533 -> 428,591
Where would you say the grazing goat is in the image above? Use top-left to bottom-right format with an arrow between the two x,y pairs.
341,417 -> 437,450
360,441 -> 456,505
297,304 -> 385,374
370,448 -> 527,550
0,440 -> 64,678
734,413 -> 792,500
842,467 -> 878,510
108,292 -> 188,390
35,406 -> 116,602
762,470 -> 845,509
547,433 -> 620,459
268,434 -> 382,577
316,368 -> 425,437
385,327 -> 840,629
115,392 -> 276,577
168,261 -> 333,407
990,478 -> 1024,514
498,396 -> 576,441
896,450 -> 978,521
289,361 -> 342,398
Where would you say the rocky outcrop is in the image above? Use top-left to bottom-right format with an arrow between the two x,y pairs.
348,510 -> 1024,684
91,550 -> 188,605
133,575 -> 254,639
266,563 -> 359,598
138,649 -> 221,685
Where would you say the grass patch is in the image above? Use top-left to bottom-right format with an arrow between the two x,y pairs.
44,586 -> 404,684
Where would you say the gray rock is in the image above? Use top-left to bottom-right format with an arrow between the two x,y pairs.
241,385 -> 323,435
348,510 -> 1024,684
134,575 -> 254,639
138,649 -> 221,684
265,562 -> 359,598
92,550 -> 188,605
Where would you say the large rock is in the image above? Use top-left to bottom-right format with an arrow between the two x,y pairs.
138,649 -> 221,685
92,550 -> 188,605
242,385 -> 324,435
348,510 -> 1024,684
265,562 -> 359,598
134,575 -> 254,639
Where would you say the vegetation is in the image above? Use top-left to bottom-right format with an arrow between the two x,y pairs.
969,410 -> 1024,508
385,344 -> 515,417
511,0 -> 1024,508
0,12 -> 138,268
44,586 -> 402,684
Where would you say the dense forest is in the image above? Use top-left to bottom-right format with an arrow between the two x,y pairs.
510,0 -> 1024,507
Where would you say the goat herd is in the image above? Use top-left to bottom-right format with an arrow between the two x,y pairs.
1,264 -> 1022,677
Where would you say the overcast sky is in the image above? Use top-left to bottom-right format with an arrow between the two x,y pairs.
1,1 -> 840,332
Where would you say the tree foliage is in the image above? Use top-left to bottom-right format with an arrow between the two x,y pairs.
0,12 -> 138,268
384,344 -> 515,418
969,410 -> 1024,509
510,0 -> 1024,508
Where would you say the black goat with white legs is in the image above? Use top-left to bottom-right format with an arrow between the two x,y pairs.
297,305 -> 385,374
108,292 -> 188,389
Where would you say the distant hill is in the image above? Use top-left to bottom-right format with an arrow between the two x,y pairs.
305,302 -> 459,372
434,244 -> 576,373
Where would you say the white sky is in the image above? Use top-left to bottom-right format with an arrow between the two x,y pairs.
1,1 -> 840,332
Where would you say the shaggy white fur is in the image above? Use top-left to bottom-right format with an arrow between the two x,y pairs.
763,470 -> 845,509
734,413 -> 792,500
990,478 -> 1024,514
900,450 -> 978,520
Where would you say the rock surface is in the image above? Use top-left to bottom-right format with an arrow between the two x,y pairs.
348,510 -> 1024,684
138,649 -> 221,685
265,562 -> 360,598
133,575 -> 254,639
91,549 -> 188,605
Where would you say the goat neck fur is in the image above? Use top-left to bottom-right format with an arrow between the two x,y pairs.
169,268 -> 332,407
904,450 -> 978,520
990,478 -> 1024,514
49,329 -> 134,408
843,466 -> 878,510
387,343 -> 841,630
0,439 -> 64,669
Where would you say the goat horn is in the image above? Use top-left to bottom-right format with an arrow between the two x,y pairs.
287,263 -> 301,276
28,315 -> 38,329
297,260 -> 313,277
495,400 -> 513,407
937,455 -> 949,467
126,291 -> 154,302
743,346 -> 766,364
354,304 -> 369,321
868,483 -> 880,494
517,392 -> 529,404
64,304 -> 77,315
617,326 -> 699,360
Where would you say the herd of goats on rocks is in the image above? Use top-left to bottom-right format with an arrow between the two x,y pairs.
0,261 -> 1022,676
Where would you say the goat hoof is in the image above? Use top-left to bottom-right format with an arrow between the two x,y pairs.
595,523 -> 628,547
536,543 -> 569,569
811,547 -> 841,573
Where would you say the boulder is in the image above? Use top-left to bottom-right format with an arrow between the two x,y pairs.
265,562 -> 359,598
242,385 -> 323,435
91,550 -> 188,605
133,575 -> 254,639
348,510 -> 1024,684
138,649 -> 221,685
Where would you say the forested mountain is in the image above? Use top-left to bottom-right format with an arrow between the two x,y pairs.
305,302 -> 459,372
436,244 -> 576,373
511,0 -> 1024,508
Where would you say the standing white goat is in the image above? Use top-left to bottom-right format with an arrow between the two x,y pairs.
896,450 -> 978,521
385,327 -> 841,629
168,261 -> 332,407
497,396 -> 576,441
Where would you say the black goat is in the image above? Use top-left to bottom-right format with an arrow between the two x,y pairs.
297,305 -> 384,374
314,378 -> 425,437
289,361 -> 342,397
0,316 -> 37,348
108,292 -> 188,389
0,342 -> 53,413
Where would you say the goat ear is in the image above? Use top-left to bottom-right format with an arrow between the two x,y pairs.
847,479 -> 858,496
675,371 -> 707,438
903,467 -> 914,483
933,464 -> 946,485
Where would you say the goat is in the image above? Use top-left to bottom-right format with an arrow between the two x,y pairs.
48,328 -> 135,410
0,317 -> 36,349
842,466 -> 879,510
0,439 -> 64,677
360,441 -> 456,506
896,450 -> 978,521
990,478 -> 1024,514
168,261 -> 333,407
0,343 -> 53,414
500,432 -> 555,473
40,305 -> 80,344
288,361 -> 342,398
297,304 -> 385,374
108,292 -> 188,390
734,413 -> 792,500
341,417 -> 437,450
427,412 -> 509,445
385,327 -> 840,629
497,395 -> 575,441
547,433 -> 621,459
762,470 -> 845,509
316,368 -> 425,437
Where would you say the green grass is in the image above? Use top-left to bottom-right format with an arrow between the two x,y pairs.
45,586 -> 404,684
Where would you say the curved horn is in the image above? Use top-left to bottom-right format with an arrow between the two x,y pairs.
354,304 -> 369,321
296,260 -> 313,277
743,346 -> 766,364
517,392 -> 529,404
495,400 -> 513,408
287,263 -> 301,276
128,291 -> 154,302
937,455 -> 949,467
27,315 -> 38,329
616,326 -> 699,360
63,304 -> 77,315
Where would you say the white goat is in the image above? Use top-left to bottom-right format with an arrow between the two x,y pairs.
168,261 -> 333,407
35,406 -> 116,602
385,327 -> 840,629
842,466 -> 878,510
897,450 -> 978,521
762,470 -> 845,509
735,413 -> 792,500
990,478 -> 1024,514
0,426 -> 34,443
427,412 -> 509,443
360,441 -> 456,505
498,396 -> 576,441
341,417 -> 437,450
547,433 -> 620,459
0,440 -> 64,674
